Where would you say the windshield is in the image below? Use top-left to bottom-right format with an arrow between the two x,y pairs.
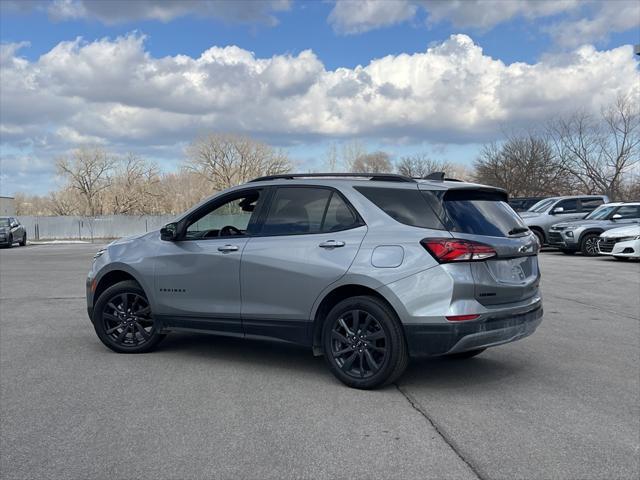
584,205 -> 616,220
0,218 -> 10,227
528,198 -> 556,213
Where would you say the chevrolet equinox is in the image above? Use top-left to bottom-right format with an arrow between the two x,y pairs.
86,173 -> 543,389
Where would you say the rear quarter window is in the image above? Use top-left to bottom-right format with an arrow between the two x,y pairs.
354,187 -> 444,229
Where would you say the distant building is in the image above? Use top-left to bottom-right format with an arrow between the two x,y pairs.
0,196 -> 16,216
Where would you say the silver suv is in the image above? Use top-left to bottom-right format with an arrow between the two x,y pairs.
86,173 -> 543,389
519,195 -> 608,246
548,202 -> 640,255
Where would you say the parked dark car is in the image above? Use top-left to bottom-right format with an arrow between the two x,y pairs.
509,196 -> 548,212
0,217 -> 27,247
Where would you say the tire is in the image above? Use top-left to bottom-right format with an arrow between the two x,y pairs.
18,233 -> 26,247
560,249 -> 575,255
445,348 -> 486,359
6,234 -> 12,248
92,280 -> 166,353
532,229 -> 544,247
322,295 -> 408,389
580,233 -> 600,256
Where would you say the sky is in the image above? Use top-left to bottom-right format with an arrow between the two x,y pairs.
1,0 -> 639,196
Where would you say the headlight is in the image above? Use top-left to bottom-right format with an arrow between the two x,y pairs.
616,236 -> 640,242
93,248 -> 106,260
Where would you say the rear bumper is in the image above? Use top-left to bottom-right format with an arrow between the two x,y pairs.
405,305 -> 543,357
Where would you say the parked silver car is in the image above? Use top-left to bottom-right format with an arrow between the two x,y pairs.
0,216 -> 27,247
519,195 -> 608,246
549,202 -> 640,255
86,173 -> 543,389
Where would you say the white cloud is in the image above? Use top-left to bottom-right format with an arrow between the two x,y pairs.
1,34 -> 638,192
329,0 -> 418,34
1,0 -> 292,25
327,0 -> 639,45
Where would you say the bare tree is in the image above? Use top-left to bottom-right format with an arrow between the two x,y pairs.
185,133 -> 291,190
474,133 -> 571,197
108,154 -> 161,215
56,147 -> 115,216
48,188 -> 81,216
548,94 -> 640,200
396,154 -> 454,178
341,140 -> 367,172
351,151 -> 393,173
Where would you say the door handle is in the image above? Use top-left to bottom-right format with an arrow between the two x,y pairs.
319,240 -> 345,249
218,244 -> 239,253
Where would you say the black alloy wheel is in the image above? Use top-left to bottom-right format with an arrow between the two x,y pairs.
322,296 -> 408,389
93,280 -> 165,353
580,233 -> 600,256
330,309 -> 388,380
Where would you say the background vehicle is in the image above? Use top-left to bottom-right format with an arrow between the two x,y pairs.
0,217 -> 26,247
519,195 -> 609,246
548,203 -> 640,255
598,224 -> 640,260
509,196 -> 548,212
86,173 -> 542,389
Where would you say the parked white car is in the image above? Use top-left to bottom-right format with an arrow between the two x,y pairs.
598,225 -> 640,260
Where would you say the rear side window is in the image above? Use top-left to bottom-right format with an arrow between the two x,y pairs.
355,187 -> 444,229
429,190 -> 526,237
580,198 -> 604,212
261,187 -> 361,235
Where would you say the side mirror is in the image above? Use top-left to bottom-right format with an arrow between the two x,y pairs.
611,213 -> 622,220
551,206 -> 564,214
160,222 -> 179,241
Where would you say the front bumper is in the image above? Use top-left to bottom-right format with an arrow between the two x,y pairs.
547,230 -> 578,249
599,238 -> 640,258
405,305 -> 543,357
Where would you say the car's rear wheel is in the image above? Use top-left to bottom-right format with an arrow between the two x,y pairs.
446,348 -> 486,359
580,233 -> 600,256
18,233 -> 26,246
322,295 -> 408,389
93,280 -> 166,353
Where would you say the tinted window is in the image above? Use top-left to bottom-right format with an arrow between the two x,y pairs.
555,199 -> 578,213
323,193 -> 359,232
355,187 -> 444,229
614,205 -> 640,219
262,187 -> 331,235
186,190 -> 261,239
580,198 -> 604,212
438,190 -> 526,237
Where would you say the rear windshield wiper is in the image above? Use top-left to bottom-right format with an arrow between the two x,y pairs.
508,227 -> 530,235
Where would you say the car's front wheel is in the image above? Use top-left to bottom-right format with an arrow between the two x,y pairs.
18,233 -> 26,247
580,233 -> 600,256
322,295 -> 408,389
93,280 -> 166,353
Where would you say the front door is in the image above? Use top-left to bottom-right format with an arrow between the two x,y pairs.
240,186 -> 367,344
154,188 -> 264,334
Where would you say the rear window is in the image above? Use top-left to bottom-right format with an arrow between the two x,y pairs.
354,187 -> 444,229
431,190 -> 525,237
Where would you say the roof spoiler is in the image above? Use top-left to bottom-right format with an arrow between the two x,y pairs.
424,172 -> 462,182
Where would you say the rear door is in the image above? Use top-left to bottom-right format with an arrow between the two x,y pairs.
423,188 -> 540,306
240,186 -> 366,343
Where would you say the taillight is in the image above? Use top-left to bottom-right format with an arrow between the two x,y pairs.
421,238 -> 496,263
446,314 -> 480,322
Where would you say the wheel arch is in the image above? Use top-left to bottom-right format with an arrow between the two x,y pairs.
310,284 -> 401,355
578,228 -> 604,245
92,268 -> 144,308
529,226 -> 545,243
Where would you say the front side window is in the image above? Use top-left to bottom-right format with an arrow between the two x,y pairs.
186,190 -> 262,239
261,187 -> 360,236
613,205 -> 640,219
555,199 -> 578,213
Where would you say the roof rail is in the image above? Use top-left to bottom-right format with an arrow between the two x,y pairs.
249,173 -> 416,183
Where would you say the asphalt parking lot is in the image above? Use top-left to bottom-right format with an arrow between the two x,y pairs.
0,244 -> 638,480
